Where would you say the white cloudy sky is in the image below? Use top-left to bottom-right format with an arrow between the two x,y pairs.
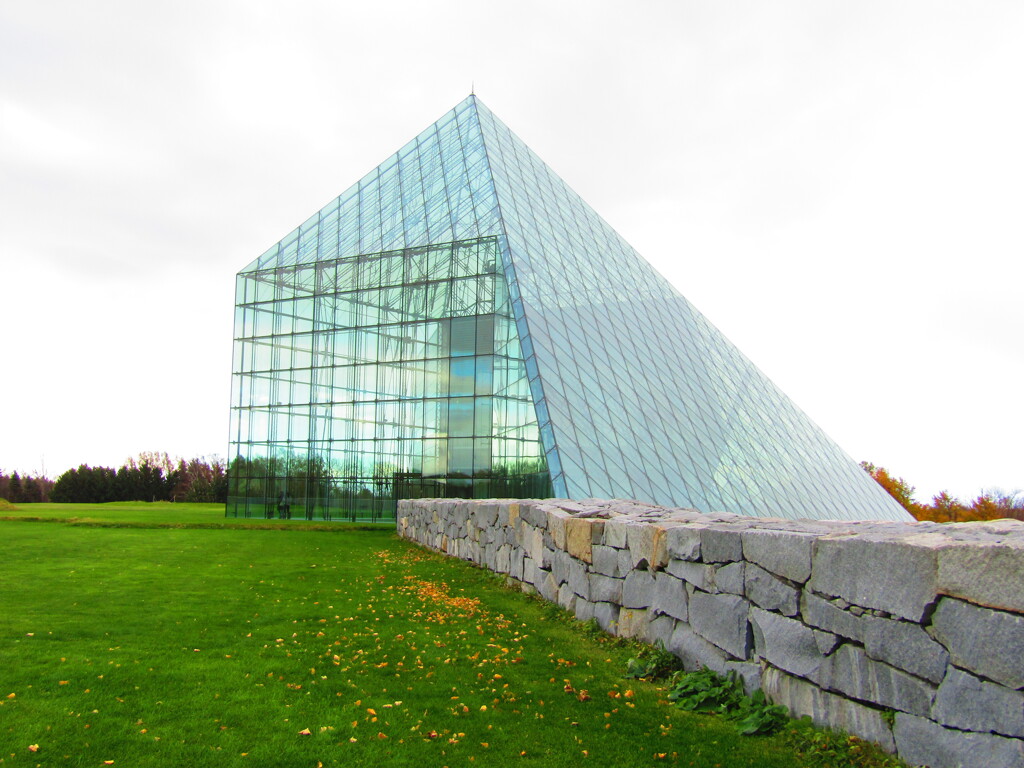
1,1 -> 1021,504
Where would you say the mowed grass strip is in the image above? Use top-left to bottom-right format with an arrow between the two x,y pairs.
0,502 -> 391,529
1,506 -> 834,767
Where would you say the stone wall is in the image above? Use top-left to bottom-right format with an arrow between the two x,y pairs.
397,498 -> 1024,768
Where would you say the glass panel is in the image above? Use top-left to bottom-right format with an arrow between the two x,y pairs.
449,316 -> 476,356
449,357 -> 474,397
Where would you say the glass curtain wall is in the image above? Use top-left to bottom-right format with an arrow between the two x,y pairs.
228,236 -> 551,521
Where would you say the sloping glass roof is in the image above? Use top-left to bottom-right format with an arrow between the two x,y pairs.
242,95 -> 909,521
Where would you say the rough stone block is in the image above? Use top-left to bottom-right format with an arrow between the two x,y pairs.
929,597 -> 1024,689
602,519 -> 630,549
519,502 -> 547,528
495,545 -> 511,574
591,545 -> 620,577
938,540 -> 1024,614
751,607 -> 829,679
809,534 -> 938,621
617,607 -> 650,639
818,644 -> 936,717
557,583 -> 577,612
814,630 -> 841,656
496,501 -> 515,527
593,601 -> 620,633
863,616 -> 949,684
651,526 -> 670,570
568,560 -> 590,600
745,563 -> 800,616
668,621 -> 729,674
590,520 -> 606,545
622,569 -> 656,609
933,666 -> 1024,738
589,574 -> 623,604
762,667 -> 896,753
546,508 -> 570,550
648,614 -> 676,650
549,548 -> 571,586
894,712 -> 1024,768
509,547 -> 524,581
726,662 -> 763,697
565,518 -> 594,563
523,556 -> 538,587
701,525 -> 745,563
742,528 -> 816,583
689,590 -> 751,659
523,524 -> 543,564
538,570 -> 559,603
540,543 -> 556,571
801,591 -> 867,642
574,598 -> 595,623
664,525 -> 703,561
617,548 -> 633,578
651,572 -> 688,621
627,524 -> 658,569
714,561 -> 745,595
666,559 -> 715,591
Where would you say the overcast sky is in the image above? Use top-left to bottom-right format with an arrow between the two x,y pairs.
2,1 -> 1021,504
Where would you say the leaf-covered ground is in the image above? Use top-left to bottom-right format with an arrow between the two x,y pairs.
0,507 -> 889,767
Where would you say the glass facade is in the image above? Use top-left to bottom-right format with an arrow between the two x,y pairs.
228,236 -> 550,520
228,95 -> 910,523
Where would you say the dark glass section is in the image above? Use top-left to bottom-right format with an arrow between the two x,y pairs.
228,236 -> 551,521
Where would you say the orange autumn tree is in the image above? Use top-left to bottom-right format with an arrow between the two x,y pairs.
859,462 -> 921,517
861,462 -> 1024,523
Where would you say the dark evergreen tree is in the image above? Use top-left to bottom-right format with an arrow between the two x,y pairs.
9,472 -> 23,504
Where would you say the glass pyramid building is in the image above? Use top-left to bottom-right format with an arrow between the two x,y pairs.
227,95 -> 909,523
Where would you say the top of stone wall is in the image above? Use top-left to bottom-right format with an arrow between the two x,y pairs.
397,497 -> 1024,615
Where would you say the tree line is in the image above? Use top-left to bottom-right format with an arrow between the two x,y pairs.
1,453 -> 228,504
0,471 -> 55,504
862,462 -> 1024,523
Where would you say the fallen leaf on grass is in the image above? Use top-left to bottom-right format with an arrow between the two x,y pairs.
28,745 -> 39,752
298,728 -> 312,736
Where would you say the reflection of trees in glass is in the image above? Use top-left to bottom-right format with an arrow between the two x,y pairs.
228,450 -> 551,519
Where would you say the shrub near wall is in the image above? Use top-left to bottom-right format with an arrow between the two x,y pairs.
398,498 -> 1024,768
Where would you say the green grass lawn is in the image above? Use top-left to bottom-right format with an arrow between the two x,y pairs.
0,504 -> 899,767
0,502 -> 392,528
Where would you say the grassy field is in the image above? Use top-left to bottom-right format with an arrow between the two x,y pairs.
0,501 -> 391,528
0,504 -> 899,767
